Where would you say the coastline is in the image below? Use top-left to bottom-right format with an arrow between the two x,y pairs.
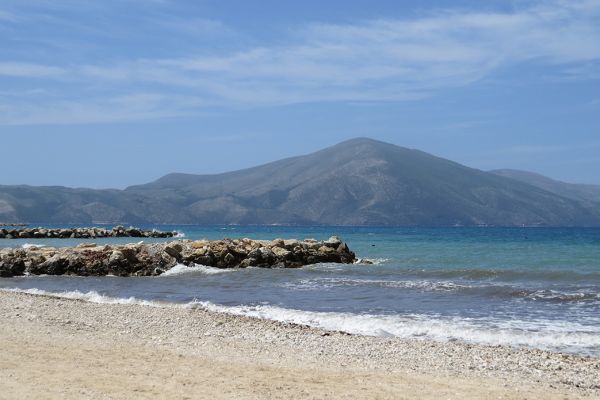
1,291 -> 598,399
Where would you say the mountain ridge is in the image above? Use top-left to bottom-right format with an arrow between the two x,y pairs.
1,138 -> 599,226
491,169 -> 600,205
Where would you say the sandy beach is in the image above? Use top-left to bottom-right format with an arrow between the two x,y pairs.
0,290 -> 598,399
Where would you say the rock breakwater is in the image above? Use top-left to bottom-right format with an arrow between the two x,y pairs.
0,226 -> 176,239
0,237 -> 356,277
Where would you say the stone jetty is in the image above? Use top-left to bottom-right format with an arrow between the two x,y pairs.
0,237 -> 356,277
0,226 -> 176,239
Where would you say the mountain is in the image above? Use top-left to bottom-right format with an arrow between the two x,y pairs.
1,138 -> 599,226
0,185 -> 144,224
491,169 -> 600,205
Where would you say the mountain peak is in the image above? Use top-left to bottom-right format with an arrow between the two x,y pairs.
335,137 -> 389,146
331,137 -> 407,152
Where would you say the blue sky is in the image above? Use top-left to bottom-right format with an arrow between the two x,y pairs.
1,0 -> 599,188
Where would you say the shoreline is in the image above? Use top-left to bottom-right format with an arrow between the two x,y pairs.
1,290 -> 598,399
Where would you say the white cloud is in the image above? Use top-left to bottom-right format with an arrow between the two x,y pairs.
0,62 -> 65,78
153,17 -> 236,37
0,10 -> 17,22
1,0 -> 600,124
77,1 -> 600,102
0,93 -> 205,125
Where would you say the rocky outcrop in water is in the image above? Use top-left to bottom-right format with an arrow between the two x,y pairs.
0,237 -> 356,277
0,226 -> 176,239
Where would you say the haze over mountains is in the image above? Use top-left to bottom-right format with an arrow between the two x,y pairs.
1,138 -> 599,226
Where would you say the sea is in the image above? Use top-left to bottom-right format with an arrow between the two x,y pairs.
1,225 -> 599,357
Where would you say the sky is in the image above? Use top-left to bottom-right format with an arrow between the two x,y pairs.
0,0 -> 599,188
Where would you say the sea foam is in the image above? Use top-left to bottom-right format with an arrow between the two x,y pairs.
189,301 -> 600,354
21,243 -> 46,249
4,287 -> 600,355
161,263 -> 235,276
1,288 -> 161,307
282,277 -> 470,291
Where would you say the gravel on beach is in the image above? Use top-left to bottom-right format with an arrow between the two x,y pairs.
0,290 -> 598,399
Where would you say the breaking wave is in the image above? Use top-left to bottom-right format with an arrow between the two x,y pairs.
161,263 -> 235,276
1,288 -> 161,306
21,243 -> 46,249
280,277 -> 600,303
190,301 -> 600,355
282,278 -> 470,292
3,287 -> 599,355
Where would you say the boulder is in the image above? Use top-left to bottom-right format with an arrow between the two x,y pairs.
164,242 -> 183,259
0,257 -> 25,277
223,252 -> 236,265
283,239 -> 300,249
108,250 -> 126,265
272,246 -> 292,260
324,236 -> 342,247
239,258 -> 258,268
271,239 -> 285,248
318,246 -> 335,253
36,254 -> 68,275
259,247 -> 275,263
159,252 -> 177,269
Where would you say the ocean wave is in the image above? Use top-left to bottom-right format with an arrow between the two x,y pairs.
303,263 -> 600,284
189,301 -> 600,354
21,243 -> 46,249
393,267 -> 600,283
358,258 -> 389,265
281,277 -> 600,303
161,263 -> 235,276
1,288 -> 161,306
464,286 -> 600,303
3,287 -> 599,354
525,289 -> 600,302
282,278 -> 469,292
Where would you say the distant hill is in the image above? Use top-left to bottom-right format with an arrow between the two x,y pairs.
0,185 -> 144,224
491,169 -> 600,205
1,138 -> 600,226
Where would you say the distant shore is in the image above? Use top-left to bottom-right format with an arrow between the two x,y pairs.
0,291 -> 597,399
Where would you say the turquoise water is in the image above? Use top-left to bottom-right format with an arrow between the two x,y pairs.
1,226 -> 599,356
